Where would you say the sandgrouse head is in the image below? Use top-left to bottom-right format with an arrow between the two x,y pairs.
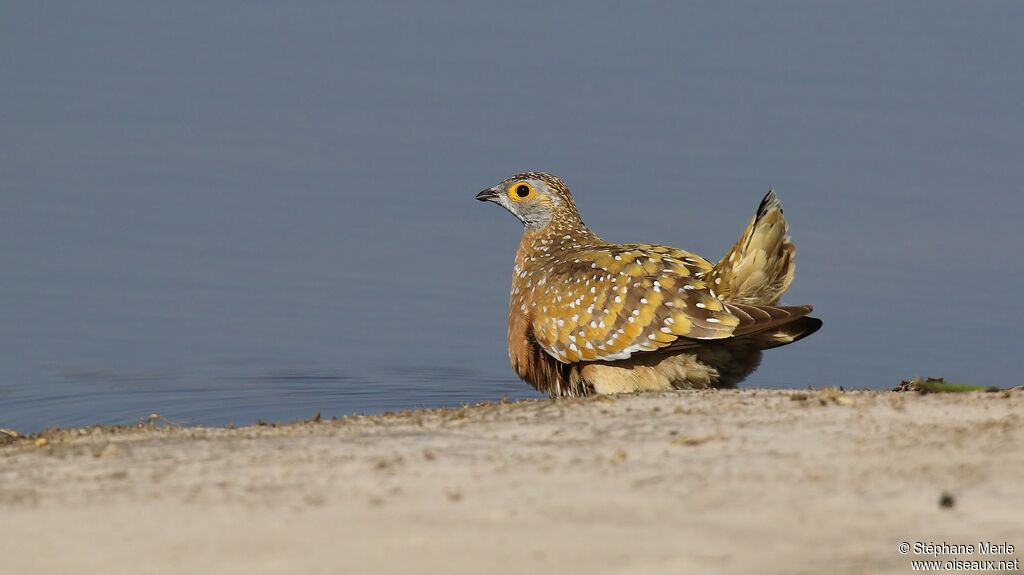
476,172 -> 583,230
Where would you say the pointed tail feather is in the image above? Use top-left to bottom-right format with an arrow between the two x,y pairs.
710,190 -> 796,305
744,316 -> 822,350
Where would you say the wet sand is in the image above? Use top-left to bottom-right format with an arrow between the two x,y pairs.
1,388 -> 1021,575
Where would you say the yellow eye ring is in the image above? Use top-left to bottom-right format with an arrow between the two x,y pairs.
508,181 -> 536,202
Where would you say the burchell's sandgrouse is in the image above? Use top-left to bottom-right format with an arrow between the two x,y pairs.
476,172 -> 821,397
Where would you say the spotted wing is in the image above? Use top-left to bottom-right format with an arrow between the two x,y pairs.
529,245 -> 744,363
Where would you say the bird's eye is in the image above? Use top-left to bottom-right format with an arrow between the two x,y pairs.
509,182 -> 536,202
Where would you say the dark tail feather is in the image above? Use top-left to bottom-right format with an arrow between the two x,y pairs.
745,316 -> 822,350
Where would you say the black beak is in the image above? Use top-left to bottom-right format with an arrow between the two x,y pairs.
476,188 -> 498,202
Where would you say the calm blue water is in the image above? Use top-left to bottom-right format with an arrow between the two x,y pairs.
3,3 -> 1022,432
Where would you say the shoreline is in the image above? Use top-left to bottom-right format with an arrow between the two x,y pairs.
2,388 -> 1021,574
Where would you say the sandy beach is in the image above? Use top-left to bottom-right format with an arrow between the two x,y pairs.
2,388 -> 1021,575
